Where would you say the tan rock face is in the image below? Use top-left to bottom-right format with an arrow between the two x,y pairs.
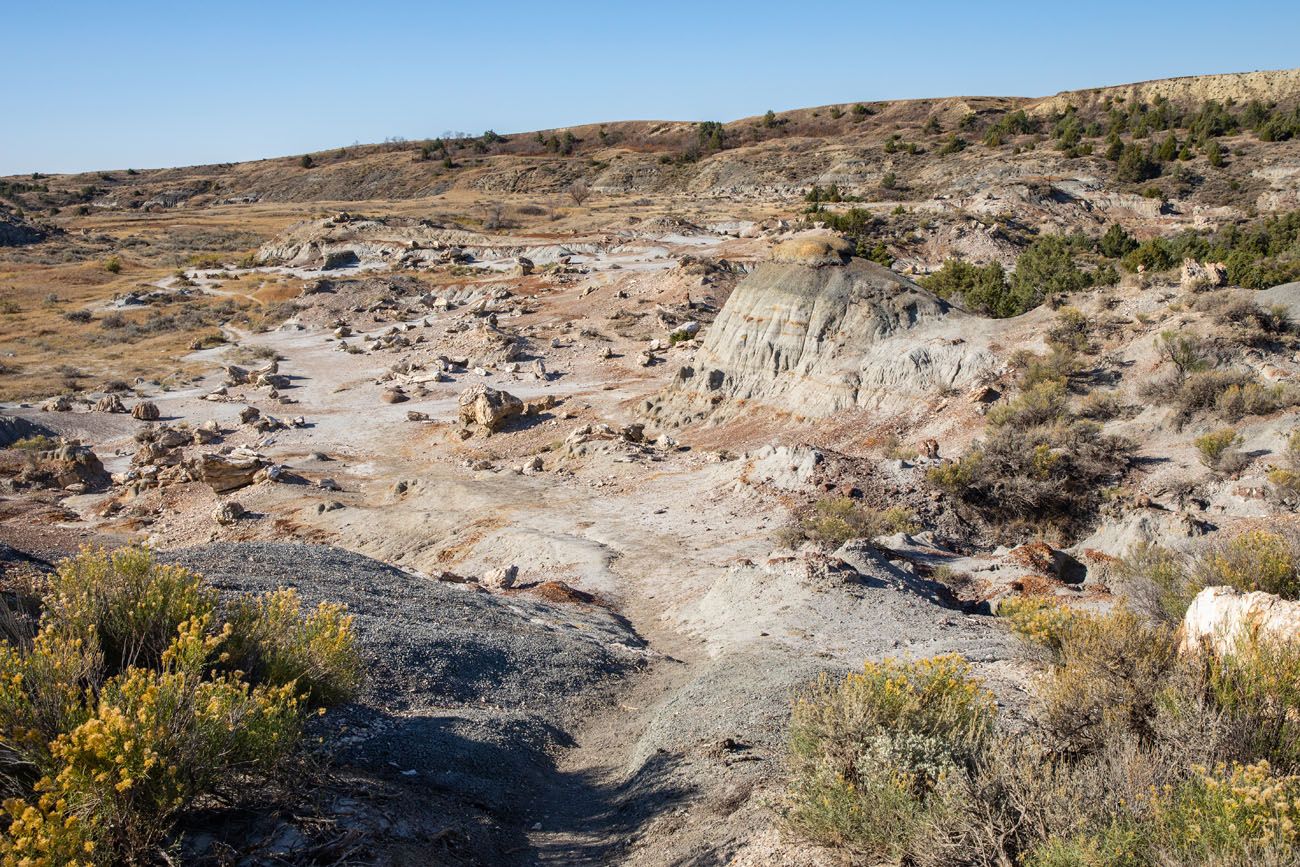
131,401 -> 160,421
1179,585 -> 1300,656
457,385 -> 523,432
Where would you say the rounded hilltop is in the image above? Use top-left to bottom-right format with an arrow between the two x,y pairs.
770,233 -> 853,266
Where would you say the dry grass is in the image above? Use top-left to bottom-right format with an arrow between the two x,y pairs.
0,208 -> 310,401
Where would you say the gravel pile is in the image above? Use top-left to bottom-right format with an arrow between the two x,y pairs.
164,542 -> 651,864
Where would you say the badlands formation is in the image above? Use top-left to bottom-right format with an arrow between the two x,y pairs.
3,68 -> 1300,864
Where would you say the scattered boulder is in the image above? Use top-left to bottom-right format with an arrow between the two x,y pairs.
93,394 -> 127,413
406,410 -> 430,422
224,365 -> 250,386
1180,258 -> 1227,291
482,565 -> 519,590
239,406 -> 261,424
193,420 -> 222,445
457,385 -> 523,432
34,442 -> 110,491
131,401 -> 161,421
1179,585 -> 1300,656
195,451 -> 268,493
214,501 -> 246,525
381,388 -> 409,404
41,396 -> 72,413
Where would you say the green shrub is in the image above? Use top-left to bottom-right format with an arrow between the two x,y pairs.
1194,427 -> 1245,473
103,256 -> 122,274
785,655 -> 995,858
938,134 -> 966,155
1009,235 -> 1092,308
1122,238 -> 1176,272
920,260 -> 1017,316
1195,529 -> 1300,599
1098,223 -> 1138,259
1117,143 -> 1159,183
782,498 -> 919,548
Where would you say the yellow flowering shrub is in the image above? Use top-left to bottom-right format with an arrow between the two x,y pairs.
998,596 -> 1077,658
1151,762 -> 1300,861
0,547 -> 360,864
0,632 -> 100,773
1028,762 -> 1300,865
223,588 -> 361,706
785,655 -> 995,857
1202,628 -> 1300,770
1195,528 -> 1300,599
44,546 -> 217,671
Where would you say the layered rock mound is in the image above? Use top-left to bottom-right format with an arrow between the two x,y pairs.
647,239 -> 1000,423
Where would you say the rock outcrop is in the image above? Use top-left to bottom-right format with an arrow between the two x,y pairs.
195,451 -> 269,493
1179,585 -> 1300,656
131,401 -> 161,421
20,442 -> 109,491
0,417 -> 55,449
647,238 -> 1000,424
0,208 -> 46,247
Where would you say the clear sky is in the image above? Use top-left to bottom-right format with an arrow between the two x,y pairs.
5,0 -> 1298,175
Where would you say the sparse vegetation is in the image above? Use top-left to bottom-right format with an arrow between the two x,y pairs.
780,497 -> 918,548
785,655 -> 995,858
790,592 -> 1300,865
926,381 -> 1133,537
0,547 -> 359,863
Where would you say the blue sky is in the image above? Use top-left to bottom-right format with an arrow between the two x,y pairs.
5,0 -> 1298,175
